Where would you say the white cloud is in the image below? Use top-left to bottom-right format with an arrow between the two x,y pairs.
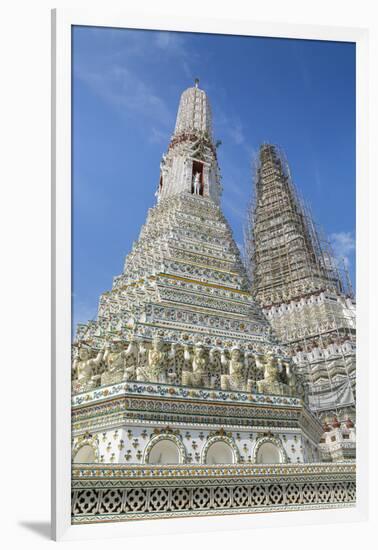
155,31 -> 183,51
330,231 -> 355,267
154,32 -> 195,78
216,110 -> 246,147
76,63 -> 173,128
227,179 -> 248,199
228,119 -> 245,145
74,29 -> 198,136
149,126 -> 170,144
222,197 -> 246,221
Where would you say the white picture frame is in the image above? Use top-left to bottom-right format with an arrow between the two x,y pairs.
51,8 -> 369,541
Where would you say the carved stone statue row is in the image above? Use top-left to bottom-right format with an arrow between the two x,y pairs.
72,336 -> 306,400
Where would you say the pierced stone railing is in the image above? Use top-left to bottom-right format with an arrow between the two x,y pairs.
72,462 -> 356,524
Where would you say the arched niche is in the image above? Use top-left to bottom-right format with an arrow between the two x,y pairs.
256,442 -> 281,464
202,436 -> 239,464
253,436 -> 287,464
143,434 -> 186,465
73,444 -> 96,464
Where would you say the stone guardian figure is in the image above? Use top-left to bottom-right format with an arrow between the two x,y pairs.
73,346 -> 104,392
220,346 -> 246,391
101,337 -> 138,385
136,336 -> 175,383
257,351 -> 289,396
182,343 -> 208,387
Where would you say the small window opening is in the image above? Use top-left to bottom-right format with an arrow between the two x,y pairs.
192,161 -> 204,196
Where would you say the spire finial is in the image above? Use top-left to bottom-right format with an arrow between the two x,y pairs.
194,78 -> 199,88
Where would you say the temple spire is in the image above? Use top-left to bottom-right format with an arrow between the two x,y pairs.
247,144 -> 342,306
156,82 -> 221,204
173,80 -> 213,139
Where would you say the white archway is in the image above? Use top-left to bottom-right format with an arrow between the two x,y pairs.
205,441 -> 234,464
148,440 -> 180,464
73,444 -> 96,464
202,436 -> 239,464
143,434 -> 186,464
256,442 -> 282,464
252,435 -> 288,464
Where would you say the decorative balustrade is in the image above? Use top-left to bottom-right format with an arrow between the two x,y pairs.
72,462 -> 356,523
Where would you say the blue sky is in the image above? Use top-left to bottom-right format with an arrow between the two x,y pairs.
72,26 -> 356,331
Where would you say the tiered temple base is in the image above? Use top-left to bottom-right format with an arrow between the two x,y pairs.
72,381 -> 325,466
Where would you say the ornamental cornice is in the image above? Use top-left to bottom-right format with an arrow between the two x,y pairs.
72,381 -> 302,409
156,273 -> 252,296
72,461 -> 355,480
135,318 -> 267,341
72,396 -> 301,424
71,394 -> 311,437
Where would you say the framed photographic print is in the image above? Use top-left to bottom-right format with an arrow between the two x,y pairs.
52,8 -> 369,542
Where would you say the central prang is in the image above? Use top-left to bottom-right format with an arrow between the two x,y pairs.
72,82 -> 322,470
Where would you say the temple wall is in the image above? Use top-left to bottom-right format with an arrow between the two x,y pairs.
72,426 -> 314,465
